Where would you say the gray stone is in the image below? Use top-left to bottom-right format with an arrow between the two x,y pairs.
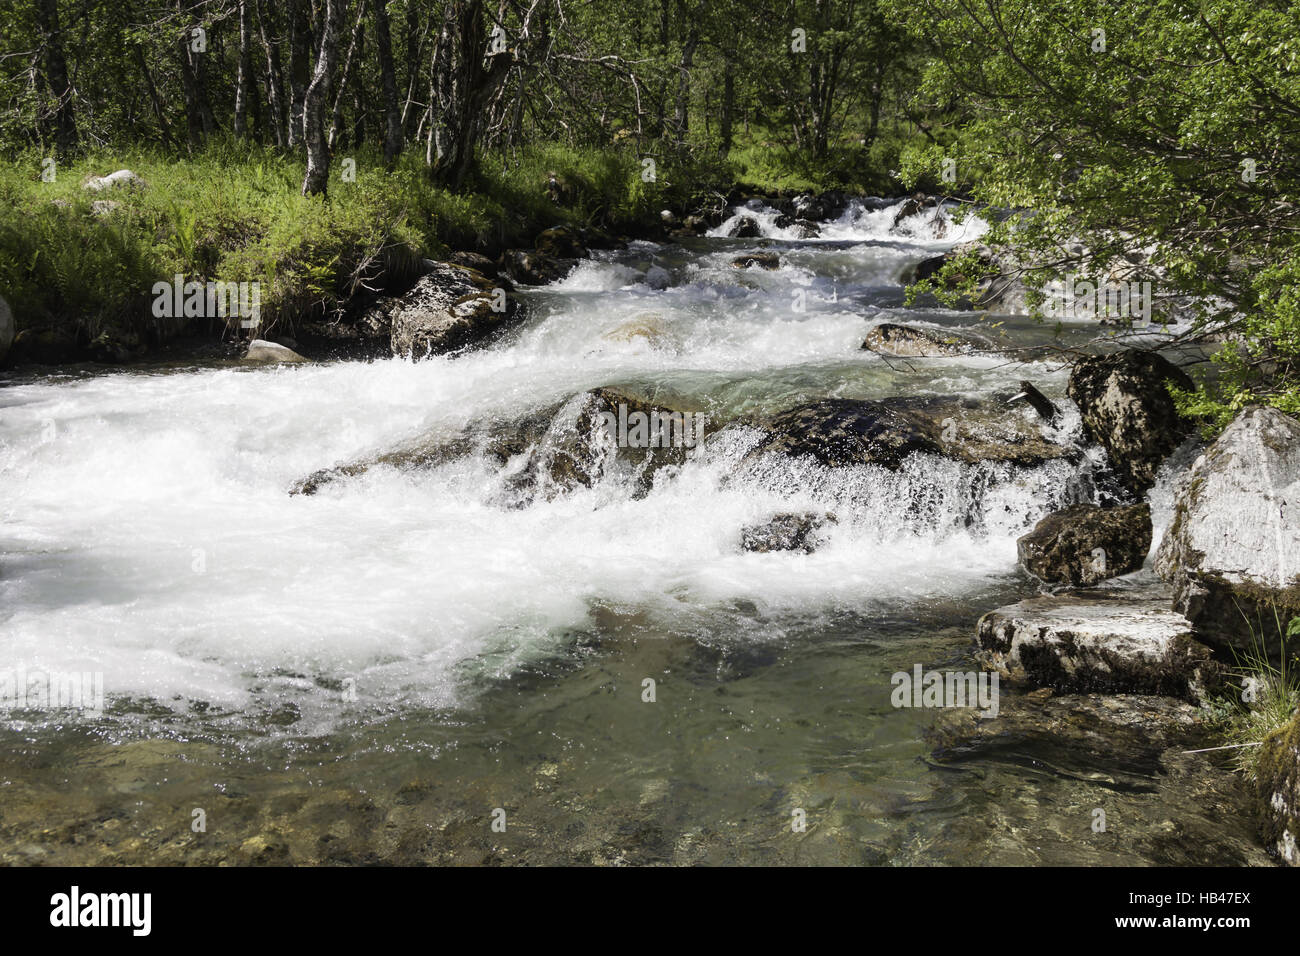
1067,349 -> 1193,495
1154,406 -> 1300,651
390,262 -> 525,357
976,590 -> 1222,702
243,339 -> 308,364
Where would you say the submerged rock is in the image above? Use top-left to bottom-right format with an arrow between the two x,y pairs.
860,322 -> 988,357
390,262 -> 524,357
1256,710 -> 1300,866
741,512 -> 837,553
244,339 -> 309,364
1067,349 -> 1193,495
743,395 -> 1075,472
1154,406 -> 1300,652
976,590 -> 1222,702
731,252 -> 780,270
1017,503 -> 1152,587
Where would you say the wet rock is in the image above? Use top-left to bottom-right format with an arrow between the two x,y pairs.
534,225 -> 587,260
643,265 -> 671,290
911,253 -> 948,284
773,214 -> 821,238
744,395 -> 1075,472
88,328 -> 145,364
792,191 -> 848,222
448,250 -> 502,278
1256,710 -> 1300,866
0,294 -> 13,365
682,215 -> 709,235
501,249 -> 573,285
83,169 -> 145,191
891,193 -> 937,230
975,590 -> 1222,702
1067,349 -> 1194,495
603,315 -> 669,348
741,512 -> 837,554
731,252 -> 780,270
244,339 -> 309,364
1008,380 -> 1060,423
746,399 -> 942,470
390,262 -> 525,357
1017,503 -> 1152,587
1154,406 -> 1300,651
726,216 -> 762,239
9,326 -> 79,365
860,322 -> 988,357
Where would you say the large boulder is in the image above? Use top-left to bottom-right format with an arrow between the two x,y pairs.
0,294 -> 13,365
976,590 -> 1222,702
390,263 -> 525,357
534,225 -> 587,260
1067,350 -> 1194,495
82,169 -> 145,192
741,396 -> 1074,473
1154,406 -> 1300,651
1017,503 -> 1152,587
1256,711 -> 1300,866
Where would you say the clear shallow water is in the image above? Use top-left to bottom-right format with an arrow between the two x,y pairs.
0,199 -> 1268,865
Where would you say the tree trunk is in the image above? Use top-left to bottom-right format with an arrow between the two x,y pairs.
302,0 -> 342,195
287,0 -> 312,147
673,27 -> 698,142
33,0 -> 77,156
255,0 -> 287,147
234,0 -> 254,139
327,1 -> 367,151
719,57 -> 734,154
429,0 -> 512,190
373,0 -> 404,165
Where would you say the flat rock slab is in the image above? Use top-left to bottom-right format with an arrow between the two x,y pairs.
976,590 -> 1221,702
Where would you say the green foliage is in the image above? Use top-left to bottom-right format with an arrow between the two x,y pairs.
892,0 -> 1300,432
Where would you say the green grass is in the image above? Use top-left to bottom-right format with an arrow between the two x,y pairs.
0,139 -> 724,349
1206,611 -> 1300,781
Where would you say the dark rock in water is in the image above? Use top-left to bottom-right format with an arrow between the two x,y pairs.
0,294 -> 12,365
792,191 -> 848,222
501,248 -> 574,285
911,253 -> 948,284
1155,406 -> 1300,653
1067,349 -> 1193,495
448,250 -> 504,279
1017,503 -> 1152,587
731,252 -> 781,270
1256,710 -> 1300,865
534,225 -> 587,260
682,215 -> 709,234
860,322 -> 987,357
726,216 -> 762,239
741,512 -> 837,553
891,193 -> 936,230
976,589 -> 1222,702
772,214 -> 821,238
743,395 -> 1076,472
390,262 -> 525,357
1008,380 -> 1059,423
748,399 -> 943,470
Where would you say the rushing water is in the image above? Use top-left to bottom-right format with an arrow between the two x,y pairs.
0,199 -> 1268,865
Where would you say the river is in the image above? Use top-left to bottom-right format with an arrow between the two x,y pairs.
0,198 -> 1268,864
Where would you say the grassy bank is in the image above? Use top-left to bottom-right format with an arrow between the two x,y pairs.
0,141 -> 737,356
